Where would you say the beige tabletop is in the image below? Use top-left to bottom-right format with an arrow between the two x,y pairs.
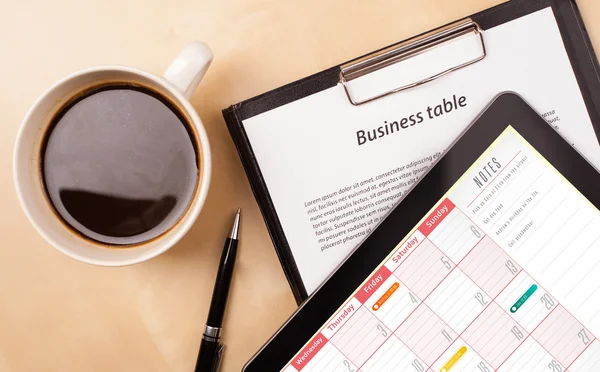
1,0 -> 599,371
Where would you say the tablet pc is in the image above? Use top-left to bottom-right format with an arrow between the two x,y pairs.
244,93 -> 600,371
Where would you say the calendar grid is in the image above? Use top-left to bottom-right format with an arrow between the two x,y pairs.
564,338 -> 597,370
283,131 -> 600,372
327,338 -> 357,371
351,271 -> 430,370
424,236 -> 524,369
428,274 -> 524,370
354,284 -> 409,370
421,301 -> 496,370
384,201 -> 583,370
355,322 -> 422,371
494,307 -> 558,370
391,234 -> 484,313
344,234 -> 485,371
457,202 -> 600,344
359,228 -> 495,370
289,202 -> 598,371
455,203 -> 598,370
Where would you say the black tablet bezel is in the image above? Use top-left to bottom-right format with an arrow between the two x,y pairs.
243,93 -> 600,371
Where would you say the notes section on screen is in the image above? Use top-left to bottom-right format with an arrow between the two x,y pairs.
282,127 -> 600,371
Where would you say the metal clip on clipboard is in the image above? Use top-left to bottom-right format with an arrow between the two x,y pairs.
339,19 -> 487,106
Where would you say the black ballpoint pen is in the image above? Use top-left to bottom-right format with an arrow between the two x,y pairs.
194,209 -> 240,372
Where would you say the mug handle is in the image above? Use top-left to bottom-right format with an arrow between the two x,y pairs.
163,41 -> 213,99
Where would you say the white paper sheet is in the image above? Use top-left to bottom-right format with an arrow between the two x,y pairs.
243,7 -> 600,294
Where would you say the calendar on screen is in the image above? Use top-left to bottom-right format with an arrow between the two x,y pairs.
282,127 -> 600,372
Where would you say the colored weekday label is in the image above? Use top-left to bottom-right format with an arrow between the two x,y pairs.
511,284 -> 538,313
441,346 -> 468,372
384,230 -> 425,272
372,282 -> 400,311
322,298 -> 361,339
355,266 -> 392,304
291,333 -> 328,370
418,198 -> 455,236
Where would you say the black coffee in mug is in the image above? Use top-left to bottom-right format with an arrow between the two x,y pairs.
41,84 -> 199,246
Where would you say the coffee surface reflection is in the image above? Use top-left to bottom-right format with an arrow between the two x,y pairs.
42,84 -> 198,245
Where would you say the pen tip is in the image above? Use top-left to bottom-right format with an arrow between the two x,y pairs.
230,208 -> 241,239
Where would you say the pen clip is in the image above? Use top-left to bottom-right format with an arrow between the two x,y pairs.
212,344 -> 225,372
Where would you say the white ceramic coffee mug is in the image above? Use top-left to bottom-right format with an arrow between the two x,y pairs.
13,41 -> 213,266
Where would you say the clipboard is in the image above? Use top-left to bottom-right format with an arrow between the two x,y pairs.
223,0 -> 600,304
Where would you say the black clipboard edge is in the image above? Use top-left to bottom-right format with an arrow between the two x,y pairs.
223,67 -> 342,303
223,0 -> 600,304
563,0 -> 600,142
475,0 -> 600,142
224,67 -> 340,121
223,107 -> 309,303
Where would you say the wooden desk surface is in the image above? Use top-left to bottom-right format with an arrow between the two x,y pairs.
1,0 -> 599,370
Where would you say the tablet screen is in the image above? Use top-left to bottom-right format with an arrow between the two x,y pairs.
282,126 -> 600,372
